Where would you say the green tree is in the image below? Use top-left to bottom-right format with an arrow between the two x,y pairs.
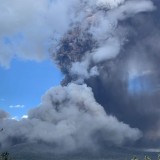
144,155 -> 151,160
0,152 -> 10,160
158,153 -> 160,160
131,156 -> 139,160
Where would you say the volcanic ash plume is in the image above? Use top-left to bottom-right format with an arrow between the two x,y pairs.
0,84 -> 141,151
52,0 -> 160,149
0,0 -> 158,152
53,0 -> 155,85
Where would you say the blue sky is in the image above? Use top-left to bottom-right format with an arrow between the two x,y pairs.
0,0 -> 69,119
128,76 -> 151,94
0,59 -> 62,118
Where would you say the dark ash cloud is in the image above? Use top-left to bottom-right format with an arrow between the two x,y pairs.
53,0 -> 160,149
0,0 -> 159,153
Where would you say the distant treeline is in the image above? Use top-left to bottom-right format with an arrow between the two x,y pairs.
0,151 -> 160,160
131,154 -> 160,160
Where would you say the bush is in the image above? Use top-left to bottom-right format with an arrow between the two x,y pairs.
0,152 -> 10,160
131,153 -> 160,160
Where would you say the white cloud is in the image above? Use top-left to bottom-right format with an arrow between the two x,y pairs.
9,104 -> 25,109
0,0 -> 75,68
11,116 -> 19,121
21,115 -> 28,119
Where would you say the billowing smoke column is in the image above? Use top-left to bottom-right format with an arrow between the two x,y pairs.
53,0 -> 159,149
0,0 -> 159,152
53,0 -> 155,84
0,84 -> 141,152
53,0 -> 160,148
0,84 -> 141,151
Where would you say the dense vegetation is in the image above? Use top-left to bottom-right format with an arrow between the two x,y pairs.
0,151 -> 159,160
0,152 -> 10,160
131,154 -> 160,160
